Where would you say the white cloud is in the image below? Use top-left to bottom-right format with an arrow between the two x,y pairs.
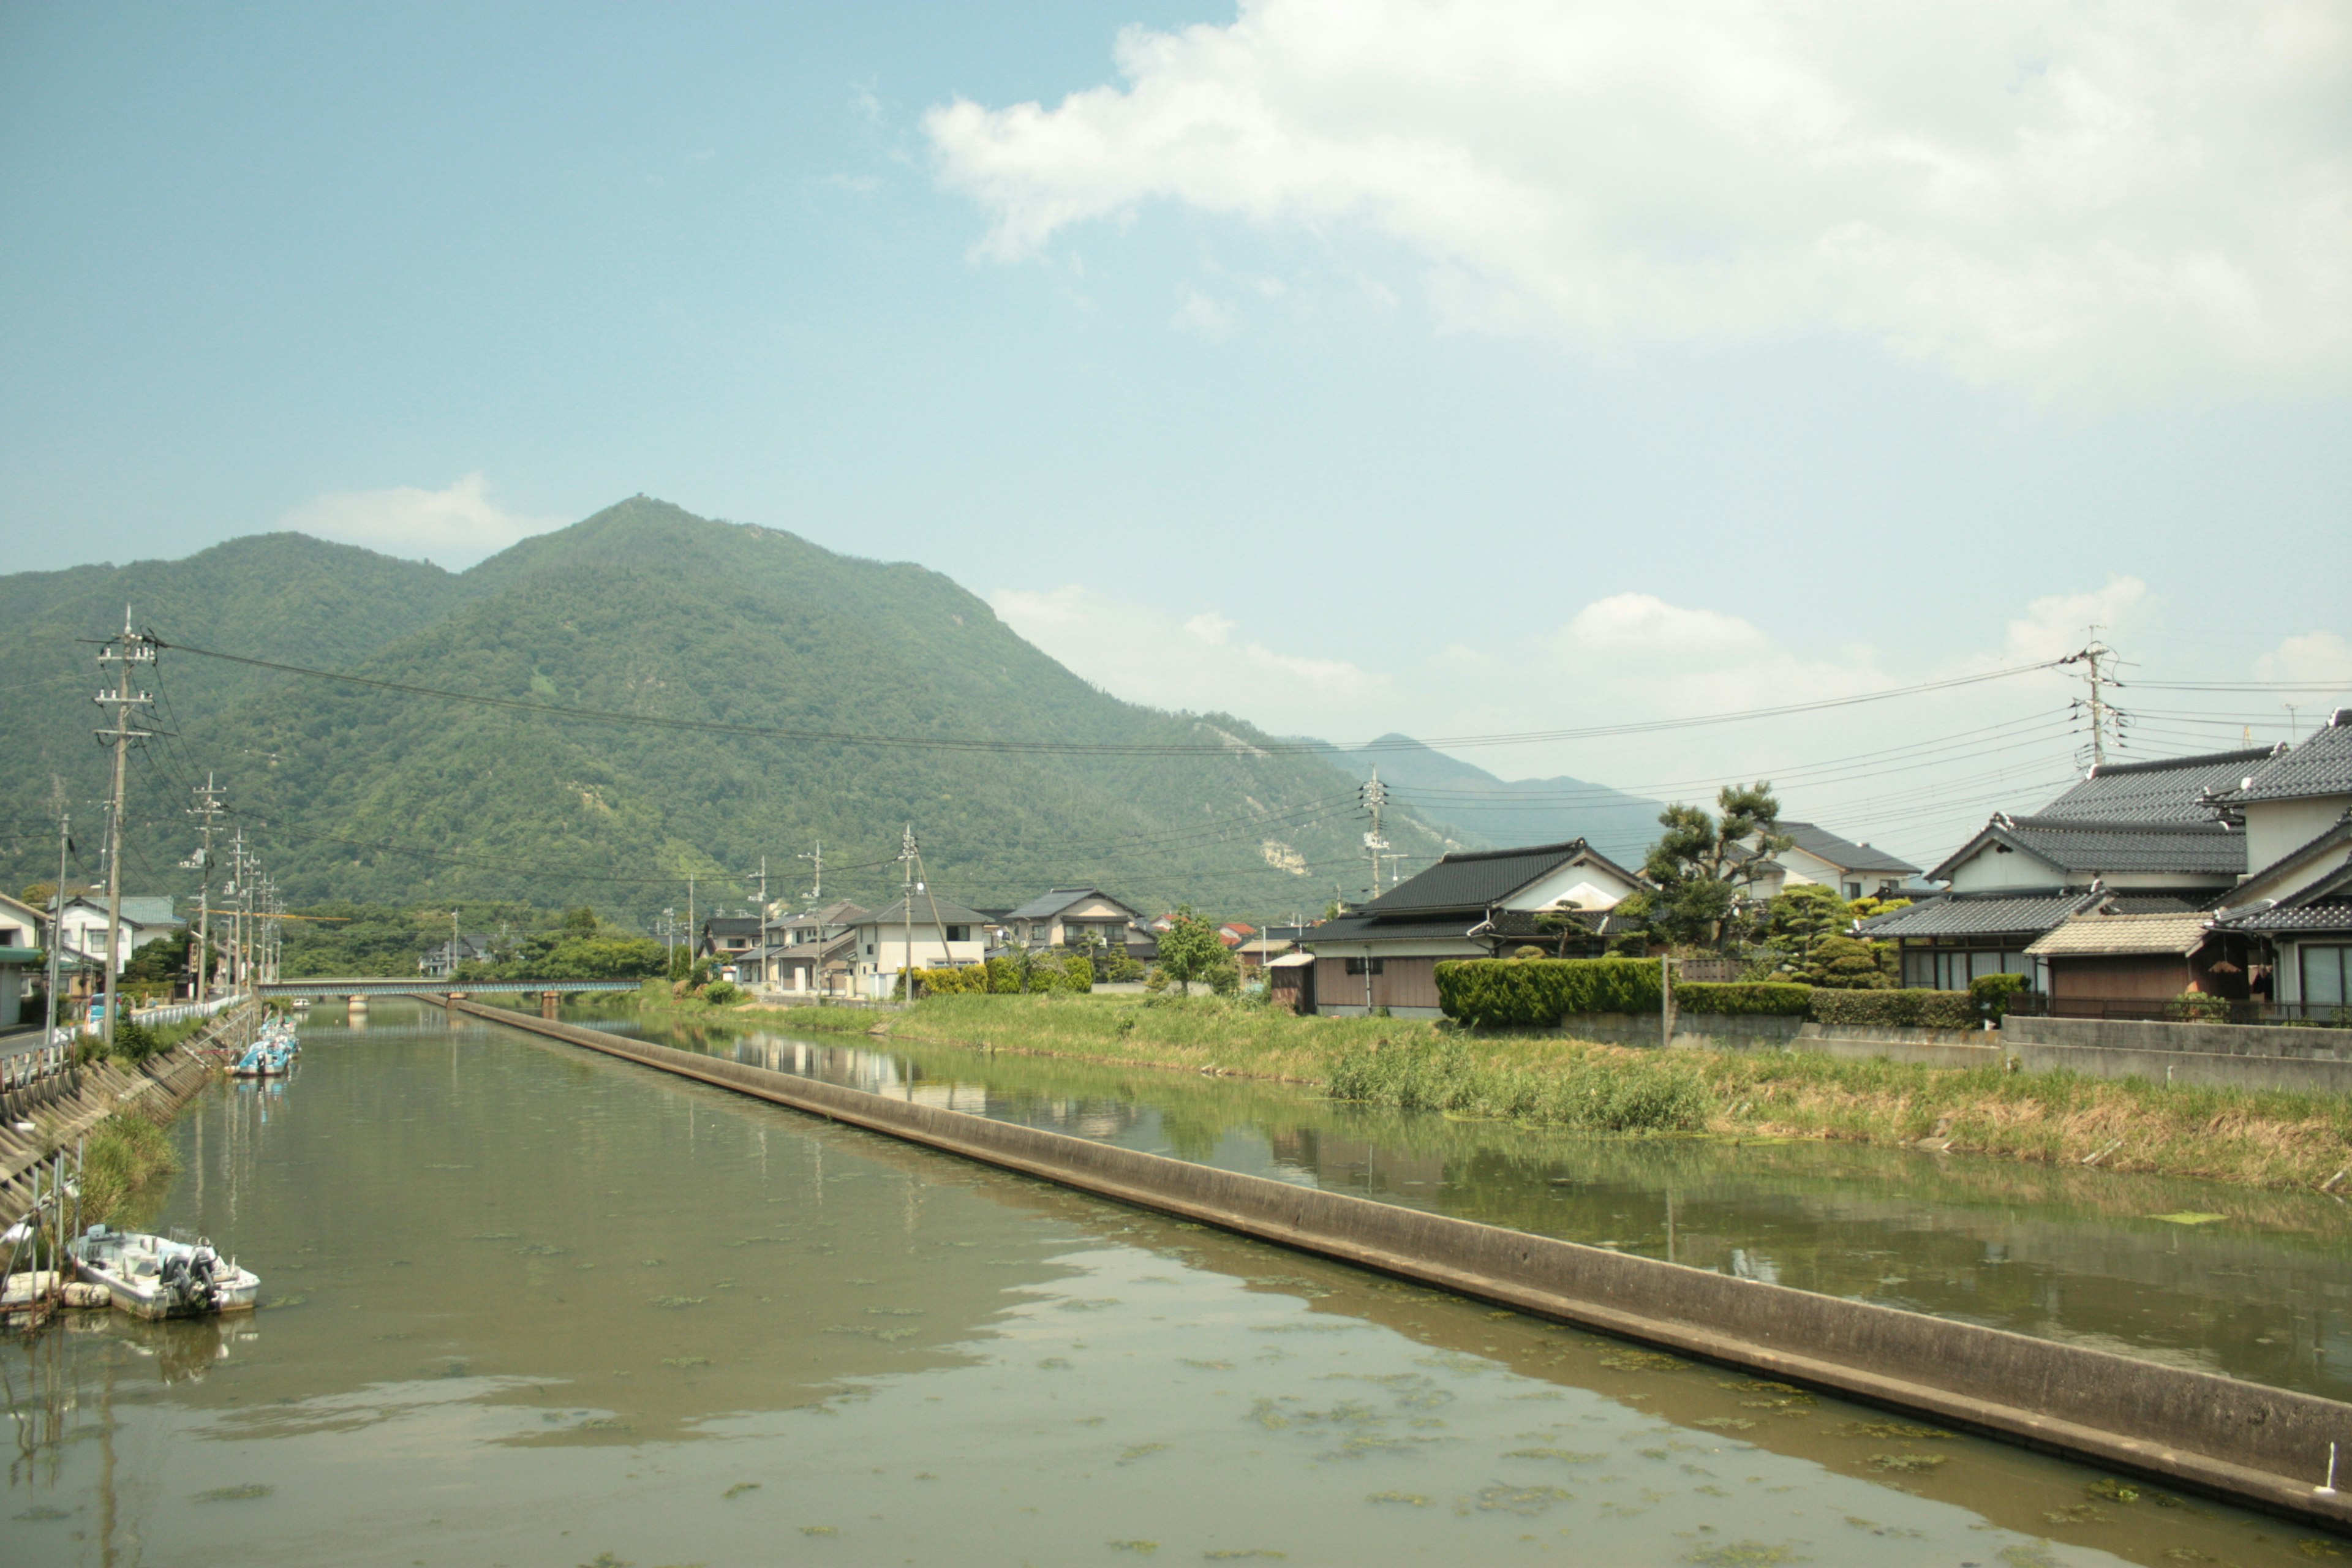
2254,631 -> 2352,687
282,474 -> 565,568
2001,576 -> 2147,661
993,586 -> 1389,733
1562,593 -> 1766,657
1172,284 -> 1236,338
925,0 -> 2352,401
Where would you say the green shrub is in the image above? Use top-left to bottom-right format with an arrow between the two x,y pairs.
701,980 -> 741,1005
1061,954 -> 1095,993
2166,991 -> 2234,1022
109,1018 -> 164,1065
1809,988 -> 1975,1030
1673,981 -> 1812,1017
1968,972 -> 2033,1023
1434,958 -> 1665,1028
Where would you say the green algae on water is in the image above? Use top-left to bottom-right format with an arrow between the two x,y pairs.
192,1483 -> 275,1502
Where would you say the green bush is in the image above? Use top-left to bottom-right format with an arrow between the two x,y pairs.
1061,954 -> 1095,993
1809,988 -> 1975,1030
1969,972 -> 2033,1023
1673,981 -> 1812,1017
1434,958 -> 1664,1028
701,979 -> 741,1005
2167,991 -> 2234,1022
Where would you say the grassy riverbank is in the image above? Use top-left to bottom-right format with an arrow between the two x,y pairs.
76,1113 -> 183,1229
603,989 -> 2352,1192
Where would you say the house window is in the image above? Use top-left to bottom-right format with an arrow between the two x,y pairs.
2302,946 -> 2351,1008
1902,948 -> 2029,990
946,925 -> 970,943
1343,957 -> 1385,976
1844,881 -> 1863,900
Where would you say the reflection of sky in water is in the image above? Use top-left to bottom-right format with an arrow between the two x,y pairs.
669,1020 -> 2352,1404
2,1005 -> 2321,1567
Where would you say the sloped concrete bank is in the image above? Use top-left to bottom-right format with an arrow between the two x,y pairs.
435,995 -> 2352,1532
0,1038 -> 230,1225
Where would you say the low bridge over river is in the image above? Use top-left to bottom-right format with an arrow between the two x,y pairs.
258,978 -> 644,999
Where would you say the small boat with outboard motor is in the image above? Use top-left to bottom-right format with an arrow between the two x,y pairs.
67,1224 -> 260,1319
229,1021 -> 300,1077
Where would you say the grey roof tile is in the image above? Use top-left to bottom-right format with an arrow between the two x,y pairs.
1003,888 -> 1137,922
2219,710 -> 2352,805
1357,839 -> 1643,915
1777,821 -> 1919,875
857,896 -> 992,928
2036,745 -> 2278,823
1856,892 -> 2099,940
1995,815 -> 2247,875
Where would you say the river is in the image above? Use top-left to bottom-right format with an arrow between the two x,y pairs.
2,1000 -> 2340,1566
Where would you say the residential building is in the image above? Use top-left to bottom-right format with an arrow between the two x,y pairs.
56,894 -> 182,974
1747,823 -> 1921,902
1303,839 -> 1648,1018
419,935 -> 496,979
1003,888 -> 1144,951
846,896 -> 990,998
0,892 -> 45,953
2022,911 -> 2254,1014
0,892 -> 42,1030
2212,710 -> 2352,1011
696,915 -> 764,972
1863,747 -> 2273,990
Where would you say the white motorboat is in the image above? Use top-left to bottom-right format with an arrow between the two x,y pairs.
68,1225 -> 260,1319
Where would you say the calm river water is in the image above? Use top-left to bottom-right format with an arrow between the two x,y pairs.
2,1000 -> 2342,1567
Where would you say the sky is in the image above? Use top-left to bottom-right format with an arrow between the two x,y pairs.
4,1 -> 2348,867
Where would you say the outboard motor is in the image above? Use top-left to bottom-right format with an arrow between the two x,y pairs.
188,1245 -> 221,1310
159,1252 -> 195,1314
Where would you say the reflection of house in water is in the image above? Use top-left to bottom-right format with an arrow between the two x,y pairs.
1265,1128 -> 1447,1194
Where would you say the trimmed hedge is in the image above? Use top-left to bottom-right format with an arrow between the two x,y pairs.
1809,987 -> 1977,1030
908,955 -> 1094,997
1968,971 -> 2032,1023
1673,981 -> 1812,1017
1435,958 -> 1664,1028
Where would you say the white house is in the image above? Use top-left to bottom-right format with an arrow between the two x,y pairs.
847,895 -> 990,998
1001,888 -> 1143,950
56,895 -> 181,974
2212,710 -> 2352,1009
1304,840 -> 1648,1019
1748,823 -> 1920,902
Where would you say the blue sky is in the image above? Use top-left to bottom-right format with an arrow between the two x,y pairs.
4,1 -> 2347,863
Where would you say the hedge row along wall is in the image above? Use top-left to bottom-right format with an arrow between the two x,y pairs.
1434,959 -> 1991,1031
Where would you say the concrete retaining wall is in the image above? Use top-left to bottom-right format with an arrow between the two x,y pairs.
442,995 -> 2352,1530
0,1042 -> 222,1224
1559,1011 -> 2002,1069
2003,1017 -> 2352,1094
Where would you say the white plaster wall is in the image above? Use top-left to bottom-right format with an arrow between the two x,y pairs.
1942,845 -> 2067,893
1509,861 -> 1639,911
2244,796 -> 2351,880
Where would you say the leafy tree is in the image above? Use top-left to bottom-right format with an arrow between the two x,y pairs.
1155,907 -> 1235,998
1638,783 -> 1790,949
121,933 -> 189,986
561,905 -> 598,935
1807,933 -> 1896,989
1762,884 -> 1848,970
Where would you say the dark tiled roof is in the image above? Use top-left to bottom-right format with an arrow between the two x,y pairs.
1997,815 -> 2245,875
1778,821 -> 1919,875
2036,745 -> 2278,823
1357,839 -> 1642,915
1856,892 -> 2099,940
857,896 -> 992,928
701,917 -> 763,938
2219,711 -> 2352,805
1310,913 -> 1489,943
2226,900 -> 2352,933
1003,888 -> 1137,922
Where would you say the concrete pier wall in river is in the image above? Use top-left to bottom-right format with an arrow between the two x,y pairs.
435,995 -> 2352,1532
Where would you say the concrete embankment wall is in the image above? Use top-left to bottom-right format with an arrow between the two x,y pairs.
0,1011 -> 242,1224
437,995 -> 2351,1531
2003,1016 -> 2352,1095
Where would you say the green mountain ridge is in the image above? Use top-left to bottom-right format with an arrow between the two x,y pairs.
4,500 -> 1475,922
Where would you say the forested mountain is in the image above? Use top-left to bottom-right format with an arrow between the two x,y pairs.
1314,734 -> 1661,867
1,499 -> 1466,922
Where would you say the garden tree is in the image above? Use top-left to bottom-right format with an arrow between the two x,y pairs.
1637,783 -> 1790,949
1155,907 -> 1236,997
121,934 -> 188,987
1762,884 -> 1849,970
1846,894 -> 1912,924
560,905 -> 599,935
1806,932 -> 1897,989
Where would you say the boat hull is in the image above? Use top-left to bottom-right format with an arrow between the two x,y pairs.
69,1233 -> 261,1319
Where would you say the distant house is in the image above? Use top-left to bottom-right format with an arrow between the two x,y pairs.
846,896 -> 991,998
1003,889 -> 1144,951
1304,840 -> 1649,1018
2212,710 -> 2352,1011
56,895 -> 183,974
0,892 -> 43,1030
1747,823 -> 1920,902
760,900 -> 870,996
419,935 -> 496,979
0,892 -> 45,954
1864,747 -> 2272,992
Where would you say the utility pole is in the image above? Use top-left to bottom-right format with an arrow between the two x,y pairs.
94,610 -> 156,1049
184,775 -> 225,1003
45,812 -> 69,1041
687,873 -> 696,964
749,856 -> 768,914
899,824 -> 918,1000
660,907 -> 676,973
1359,769 -> 1390,902
2286,703 -> 2304,743
2071,630 -> 2117,769
799,840 -> 823,904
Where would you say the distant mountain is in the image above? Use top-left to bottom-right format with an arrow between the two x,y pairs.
1314,734 -> 1660,868
0,500 -> 1451,920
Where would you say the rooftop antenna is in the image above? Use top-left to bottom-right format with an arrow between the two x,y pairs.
2285,702 -> 2303,742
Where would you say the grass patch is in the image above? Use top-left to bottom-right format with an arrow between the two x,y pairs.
78,1113 -> 183,1230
